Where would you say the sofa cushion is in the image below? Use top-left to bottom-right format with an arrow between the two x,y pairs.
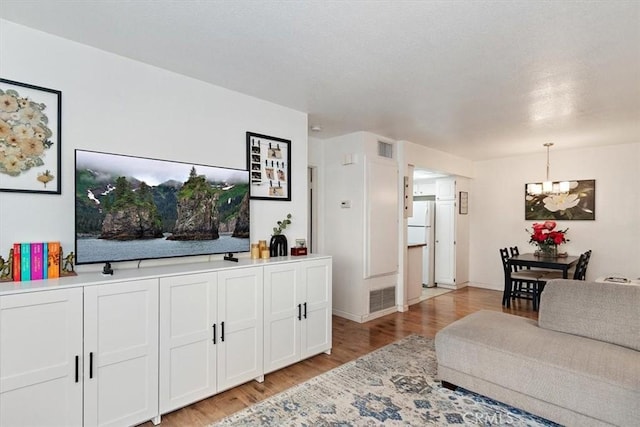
539,280 -> 640,351
435,310 -> 640,426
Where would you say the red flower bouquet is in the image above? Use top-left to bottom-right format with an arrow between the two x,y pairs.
527,221 -> 569,256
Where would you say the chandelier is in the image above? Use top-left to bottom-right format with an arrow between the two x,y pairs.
526,143 -> 570,196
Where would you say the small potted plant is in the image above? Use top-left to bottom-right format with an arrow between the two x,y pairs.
270,214 -> 292,257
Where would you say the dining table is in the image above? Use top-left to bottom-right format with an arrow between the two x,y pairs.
505,253 -> 580,310
508,253 -> 580,279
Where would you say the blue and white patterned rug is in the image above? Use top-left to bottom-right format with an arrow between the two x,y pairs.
213,335 -> 559,426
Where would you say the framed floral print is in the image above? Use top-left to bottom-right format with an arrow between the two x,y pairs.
246,132 -> 291,201
525,179 -> 595,220
0,78 -> 62,194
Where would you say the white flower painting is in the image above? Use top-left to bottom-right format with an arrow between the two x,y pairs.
0,79 -> 61,194
525,179 -> 595,220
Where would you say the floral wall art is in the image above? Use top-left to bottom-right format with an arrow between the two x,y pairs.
0,79 -> 61,194
525,179 -> 595,220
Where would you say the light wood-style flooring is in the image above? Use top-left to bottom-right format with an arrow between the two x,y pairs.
140,286 -> 538,427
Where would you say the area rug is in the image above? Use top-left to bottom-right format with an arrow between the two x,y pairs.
213,335 -> 559,426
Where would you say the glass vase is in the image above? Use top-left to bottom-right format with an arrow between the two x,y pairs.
537,243 -> 557,257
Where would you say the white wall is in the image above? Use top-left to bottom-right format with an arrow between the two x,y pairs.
317,132 -> 367,318
470,142 -> 640,289
310,132 -> 401,321
0,20 -> 308,271
403,141 -> 474,178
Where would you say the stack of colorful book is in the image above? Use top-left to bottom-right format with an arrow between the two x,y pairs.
12,242 -> 61,282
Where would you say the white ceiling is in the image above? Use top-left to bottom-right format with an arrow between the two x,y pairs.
1,1 -> 639,160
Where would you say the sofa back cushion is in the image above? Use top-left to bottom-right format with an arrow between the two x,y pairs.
539,279 -> 640,351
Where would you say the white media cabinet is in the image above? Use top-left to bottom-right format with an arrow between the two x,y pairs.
0,254 -> 332,427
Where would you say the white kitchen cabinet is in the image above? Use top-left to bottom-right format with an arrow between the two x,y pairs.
434,177 -> 469,288
436,178 -> 456,201
0,255 -> 330,426
413,182 -> 430,196
264,258 -> 332,374
0,279 -> 158,427
0,288 -> 84,427
159,267 -> 263,413
83,279 -> 159,427
159,272 -> 218,414
435,200 -> 456,286
215,267 -> 263,391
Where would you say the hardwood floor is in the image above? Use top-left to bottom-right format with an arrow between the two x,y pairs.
140,286 -> 538,427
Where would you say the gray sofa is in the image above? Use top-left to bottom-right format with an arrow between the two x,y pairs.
435,280 -> 640,426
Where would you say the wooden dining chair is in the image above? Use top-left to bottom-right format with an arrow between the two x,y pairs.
576,249 -> 592,280
541,250 -> 592,281
510,245 -> 556,274
500,248 -> 545,309
537,250 -> 592,308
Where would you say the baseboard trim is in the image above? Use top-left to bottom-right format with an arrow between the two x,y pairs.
407,296 -> 421,306
332,305 -> 401,323
362,306 -> 397,322
332,309 -> 363,323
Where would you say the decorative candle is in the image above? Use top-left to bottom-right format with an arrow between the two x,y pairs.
250,243 -> 260,259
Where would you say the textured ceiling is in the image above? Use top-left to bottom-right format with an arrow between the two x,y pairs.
1,0 -> 639,160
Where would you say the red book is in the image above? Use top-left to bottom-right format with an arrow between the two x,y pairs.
31,243 -> 44,281
13,243 -> 21,282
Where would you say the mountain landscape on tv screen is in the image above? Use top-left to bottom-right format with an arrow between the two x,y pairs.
75,165 -> 249,241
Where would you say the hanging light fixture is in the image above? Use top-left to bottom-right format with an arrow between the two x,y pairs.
527,143 -> 570,196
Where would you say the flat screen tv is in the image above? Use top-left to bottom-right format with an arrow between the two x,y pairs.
75,149 -> 250,265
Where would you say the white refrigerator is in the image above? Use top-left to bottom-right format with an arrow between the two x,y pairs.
407,200 -> 436,287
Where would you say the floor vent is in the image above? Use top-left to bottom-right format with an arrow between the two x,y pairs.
369,286 -> 396,313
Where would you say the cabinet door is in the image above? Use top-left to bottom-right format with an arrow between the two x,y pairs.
435,201 -> 456,285
436,178 -> 456,201
263,263 -> 302,374
83,279 -> 159,427
216,267 -> 263,391
0,288 -> 83,427
300,259 -> 332,359
159,273 -> 217,414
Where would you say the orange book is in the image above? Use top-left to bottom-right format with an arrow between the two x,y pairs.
13,243 -> 21,282
47,241 -> 60,279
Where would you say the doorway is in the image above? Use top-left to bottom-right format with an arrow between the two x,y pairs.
410,168 -> 451,292
308,166 -> 318,253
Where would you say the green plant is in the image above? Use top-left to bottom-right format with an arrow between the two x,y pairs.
273,213 -> 292,235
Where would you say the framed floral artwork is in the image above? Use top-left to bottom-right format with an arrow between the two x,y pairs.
246,132 -> 291,201
0,78 -> 62,194
525,179 -> 595,220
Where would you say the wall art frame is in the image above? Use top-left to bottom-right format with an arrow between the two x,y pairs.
459,191 -> 468,214
525,179 -> 595,220
246,132 -> 291,201
0,78 -> 62,194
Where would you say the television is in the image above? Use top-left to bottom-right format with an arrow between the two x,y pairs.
75,149 -> 250,265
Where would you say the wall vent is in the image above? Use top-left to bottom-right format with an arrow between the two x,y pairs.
377,141 -> 393,159
369,286 -> 396,313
